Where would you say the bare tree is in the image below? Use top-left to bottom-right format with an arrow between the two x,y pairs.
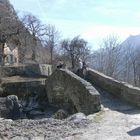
21,14 -> 45,61
61,36 -> 90,70
123,41 -> 140,86
90,35 -> 121,78
103,35 -> 121,77
90,47 -> 106,73
44,24 -> 60,64
90,35 -> 140,87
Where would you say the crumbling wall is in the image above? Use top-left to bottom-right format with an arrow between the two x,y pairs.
1,78 -> 46,98
0,64 -> 52,77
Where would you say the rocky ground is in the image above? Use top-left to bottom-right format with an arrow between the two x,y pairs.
65,88 -> 140,140
1,89 -> 140,140
0,117 -> 90,140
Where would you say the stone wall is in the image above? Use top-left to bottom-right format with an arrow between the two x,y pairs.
87,68 -> 140,106
1,78 -> 46,99
46,69 -> 101,115
0,64 -> 52,77
1,77 -> 48,119
0,97 -> 9,118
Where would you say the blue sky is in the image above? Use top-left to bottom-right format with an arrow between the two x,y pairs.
10,0 -> 140,50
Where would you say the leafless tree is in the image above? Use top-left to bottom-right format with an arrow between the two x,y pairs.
90,47 -> 106,73
44,24 -> 60,64
103,35 -> 121,77
21,14 -> 45,61
90,35 -> 121,78
123,41 -> 140,86
90,35 -> 140,87
60,36 -> 90,69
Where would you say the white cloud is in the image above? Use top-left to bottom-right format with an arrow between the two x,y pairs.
43,17 -> 140,49
82,25 -> 140,38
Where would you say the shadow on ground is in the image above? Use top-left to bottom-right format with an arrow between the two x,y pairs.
127,127 -> 140,136
94,87 -> 140,115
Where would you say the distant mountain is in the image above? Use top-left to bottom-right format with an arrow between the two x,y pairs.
120,34 -> 140,49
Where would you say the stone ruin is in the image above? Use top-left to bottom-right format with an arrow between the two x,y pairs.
0,64 -> 101,120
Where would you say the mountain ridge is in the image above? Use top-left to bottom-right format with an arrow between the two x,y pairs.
121,34 -> 140,48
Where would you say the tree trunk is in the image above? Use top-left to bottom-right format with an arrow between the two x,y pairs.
71,54 -> 75,69
32,37 -> 37,62
50,47 -> 53,64
0,43 -> 5,66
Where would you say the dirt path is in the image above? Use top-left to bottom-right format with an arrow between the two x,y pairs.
64,89 -> 140,140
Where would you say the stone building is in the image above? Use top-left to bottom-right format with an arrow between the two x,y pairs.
4,43 -> 18,65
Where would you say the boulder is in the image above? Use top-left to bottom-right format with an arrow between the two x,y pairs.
52,109 -> 68,120
67,112 -> 87,123
0,97 -> 9,118
6,95 -> 22,120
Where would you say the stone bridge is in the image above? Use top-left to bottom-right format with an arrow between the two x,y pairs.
1,65 -> 140,116
46,69 -> 101,115
46,68 -> 140,115
87,68 -> 140,107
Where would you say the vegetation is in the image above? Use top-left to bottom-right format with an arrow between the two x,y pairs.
60,36 -> 90,70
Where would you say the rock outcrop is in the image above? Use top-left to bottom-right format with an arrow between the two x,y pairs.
0,0 -> 50,64
52,109 -> 68,120
0,97 -> 9,118
6,95 -> 21,119
0,64 -> 53,119
0,95 -> 21,119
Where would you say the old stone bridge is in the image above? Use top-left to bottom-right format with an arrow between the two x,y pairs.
1,64 -> 140,115
45,67 -> 140,139
46,67 -> 140,114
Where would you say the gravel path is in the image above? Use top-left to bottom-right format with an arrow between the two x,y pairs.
1,89 -> 140,140
65,89 -> 140,140
0,117 -> 90,140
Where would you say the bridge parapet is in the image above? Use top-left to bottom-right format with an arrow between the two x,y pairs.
46,69 -> 101,115
87,68 -> 140,106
